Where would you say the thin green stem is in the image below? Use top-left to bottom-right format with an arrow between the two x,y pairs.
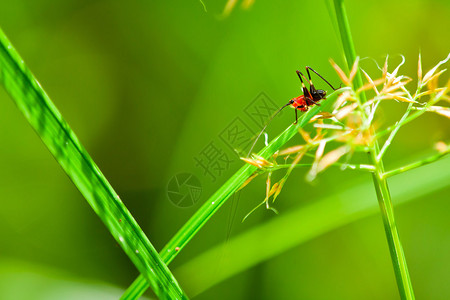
267,162 -> 375,172
383,149 -> 450,179
333,0 -> 366,103
369,148 -> 415,300
332,1 -> 415,299
375,93 -> 445,139
376,79 -> 441,159
377,103 -> 414,161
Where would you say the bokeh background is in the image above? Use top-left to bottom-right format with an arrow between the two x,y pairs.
0,0 -> 449,299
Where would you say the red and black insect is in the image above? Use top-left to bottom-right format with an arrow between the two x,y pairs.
248,67 -> 338,156
290,67 -> 338,122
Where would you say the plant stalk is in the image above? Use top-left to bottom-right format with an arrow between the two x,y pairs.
370,149 -> 415,299
332,0 -> 415,298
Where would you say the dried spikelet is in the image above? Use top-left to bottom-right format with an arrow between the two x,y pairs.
435,141 -> 449,153
360,98 -> 377,108
222,0 -> 238,17
382,55 -> 389,80
444,79 -> 450,103
333,107 -> 371,146
389,94 -> 416,103
418,53 -> 423,83
353,129 -> 373,146
241,157 -> 264,168
426,69 -> 446,91
358,80 -> 384,93
383,57 -> 405,90
268,182 -> 279,197
241,0 -> 255,9
315,120 -> 324,138
315,140 -> 326,162
278,148 -> 307,177
238,172 -> 259,190
334,90 -> 353,110
241,155 -> 273,168
273,150 -> 307,196
279,145 -> 305,155
395,75 -> 412,83
316,146 -> 349,173
335,130 -> 355,143
415,88 -> 447,99
345,112 -> 362,129
311,130 -> 326,143
221,0 -> 255,17
377,91 -> 412,102
335,102 -> 358,119
298,128 -> 312,143
291,147 -> 307,165
359,69 -> 383,94
433,86 -> 448,100
264,173 -> 271,206
383,79 -> 411,94
309,112 -> 334,122
307,140 -> 327,181
426,106 -> 450,118
314,123 -> 346,130
391,55 -> 406,78
330,58 -> 350,86
272,179 -> 285,200
422,53 -> 450,84
343,112 -> 371,146
348,57 -> 360,83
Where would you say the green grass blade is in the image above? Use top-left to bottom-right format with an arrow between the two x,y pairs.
121,90 -> 343,299
0,27 -> 187,300
174,155 -> 450,296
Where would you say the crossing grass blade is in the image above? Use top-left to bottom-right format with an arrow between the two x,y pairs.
121,89 -> 343,299
0,27 -> 187,300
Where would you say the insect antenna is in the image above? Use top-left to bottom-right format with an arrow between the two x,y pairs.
247,100 -> 293,157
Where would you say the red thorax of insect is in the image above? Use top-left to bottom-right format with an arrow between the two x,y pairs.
247,67 -> 338,157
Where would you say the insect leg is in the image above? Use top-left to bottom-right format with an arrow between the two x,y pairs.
296,70 -> 313,99
305,67 -> 318,95
306,66 -> 338,91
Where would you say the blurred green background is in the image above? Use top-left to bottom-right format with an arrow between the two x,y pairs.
0,0 -> 449,299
